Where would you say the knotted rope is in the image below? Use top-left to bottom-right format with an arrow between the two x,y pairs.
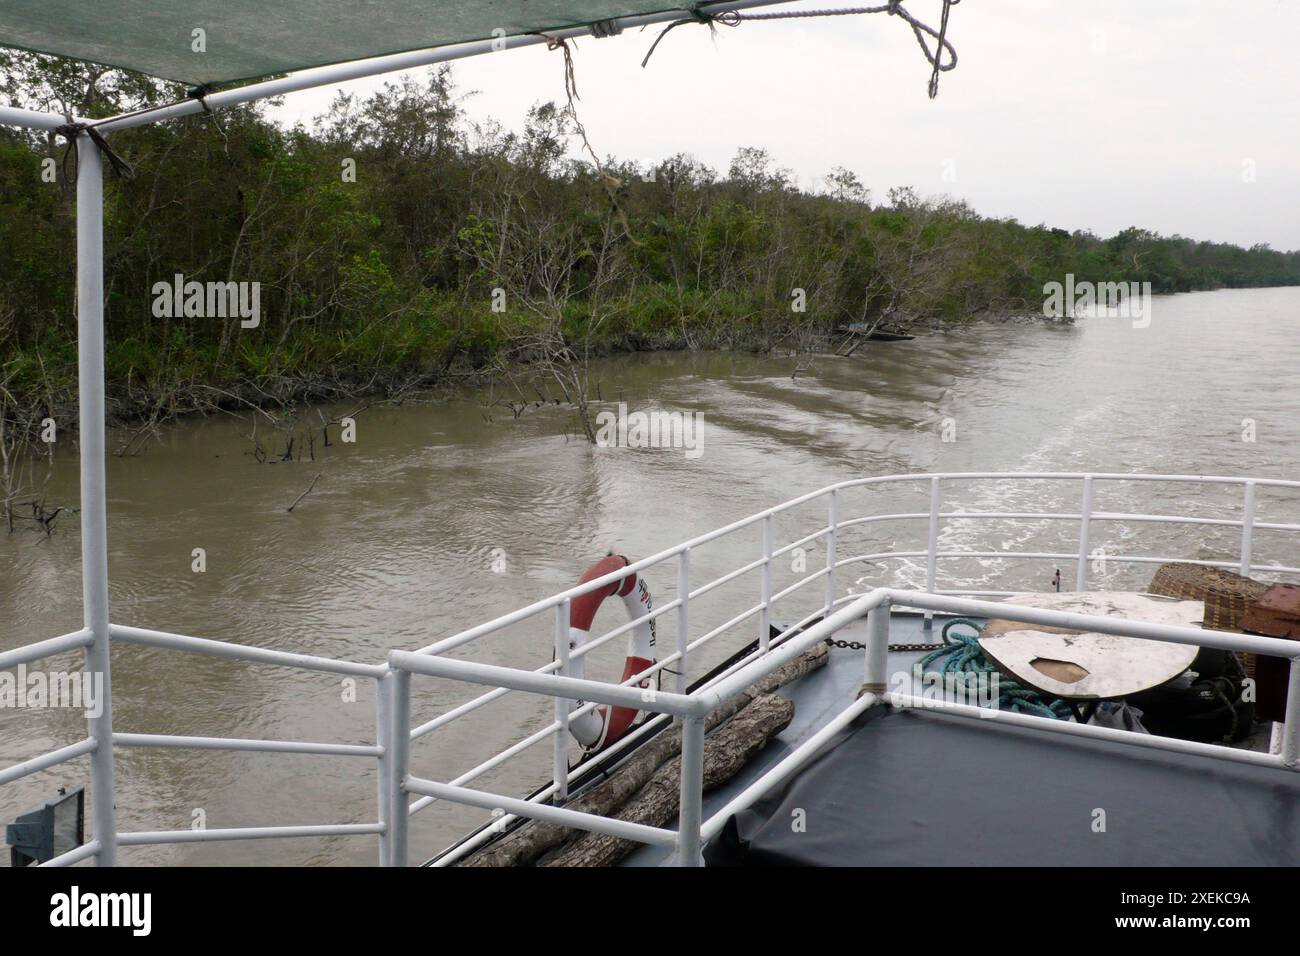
538,34 -> 641,244
53,119 -> 134,181
541,35 -> 602,171
643,0 -> 960,98
918,618 -> 1074,720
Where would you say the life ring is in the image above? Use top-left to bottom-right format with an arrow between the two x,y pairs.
565,554 -> 657,751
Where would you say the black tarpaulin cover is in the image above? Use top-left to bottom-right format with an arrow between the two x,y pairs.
706,703 -> 1300,866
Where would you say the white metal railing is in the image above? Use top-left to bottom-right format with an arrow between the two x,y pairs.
4,472 -> 1300,867
391,585 -> 1300,866
701,591 -> 1300,844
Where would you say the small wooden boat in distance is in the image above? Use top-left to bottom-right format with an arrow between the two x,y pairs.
865,329 -> 915,341
835,322 -> 916,340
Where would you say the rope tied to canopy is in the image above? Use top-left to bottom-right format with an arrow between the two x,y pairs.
541,35 -> 601,170
642,0 -> 960,98
54,119 -> 134,180
589,19 -> 625,38
537,34 -> 642,244
187,84 -> 218,112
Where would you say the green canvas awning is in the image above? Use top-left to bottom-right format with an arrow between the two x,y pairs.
0,1 -> 681,87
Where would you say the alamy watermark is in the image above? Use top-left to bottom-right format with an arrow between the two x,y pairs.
1042,273 -> 1151,328
1,665 -> 104,718
889,665 -> 999,717
152,273 -> 261,328
593,402 -> 705,459
50,886 -> 151,936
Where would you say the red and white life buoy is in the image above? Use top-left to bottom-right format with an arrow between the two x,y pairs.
565,555 -> 656,752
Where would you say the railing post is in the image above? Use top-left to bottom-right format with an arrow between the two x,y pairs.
76,133 -> 116,866
1281,657 -> 1300,770
676,715 -> 705,866
1240,480 -> 1257,576
825,489 -> 839,617
1075,475 -> 1094,591
676,550 -> 690,697
388,668 -> 411,866
759,514 -> 773,651
553,599 -> 571,802
863,599 -> 891,695
375,672 -> 393,866
924,478 -> 941,630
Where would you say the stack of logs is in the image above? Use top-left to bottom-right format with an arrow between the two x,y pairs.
458,642 -> 828,867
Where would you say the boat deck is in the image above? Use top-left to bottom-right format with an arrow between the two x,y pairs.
705,702 -> 1300,865
620,612 -> 1299,867
620,611 -> 940,866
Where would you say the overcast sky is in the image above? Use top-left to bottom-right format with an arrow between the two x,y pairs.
268,0 -> 1300,252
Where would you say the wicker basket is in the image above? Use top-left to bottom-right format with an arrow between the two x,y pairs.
1148,562 -> 1270,677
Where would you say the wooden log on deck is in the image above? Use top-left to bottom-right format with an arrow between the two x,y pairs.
457,641 -> 827,867
540,692 -> 795,867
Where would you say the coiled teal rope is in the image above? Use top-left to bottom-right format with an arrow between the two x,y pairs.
918,618 -> 1073,720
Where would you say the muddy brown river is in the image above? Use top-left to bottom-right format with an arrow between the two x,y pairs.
3,286 -> 1300,865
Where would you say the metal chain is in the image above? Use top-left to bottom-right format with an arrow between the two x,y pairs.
826,637 -> 940,653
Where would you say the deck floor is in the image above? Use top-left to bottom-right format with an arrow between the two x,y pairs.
706,701 -> 1300,865
622,612 -> 1296,866
622,611 -> 939,866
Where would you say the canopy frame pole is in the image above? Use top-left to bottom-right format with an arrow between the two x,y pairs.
75,132 -> 118,866
0,104 -> 81,130
89,0 -> 795,135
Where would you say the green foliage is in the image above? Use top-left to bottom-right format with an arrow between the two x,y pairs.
1,56 -> 1299,425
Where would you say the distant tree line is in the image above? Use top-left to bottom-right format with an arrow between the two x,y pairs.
2,55 -> 1298,430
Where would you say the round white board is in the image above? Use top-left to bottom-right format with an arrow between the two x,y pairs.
977,591 -> 1204,701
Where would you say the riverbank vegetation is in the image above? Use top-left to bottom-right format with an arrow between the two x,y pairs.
3,53 -> 1300,443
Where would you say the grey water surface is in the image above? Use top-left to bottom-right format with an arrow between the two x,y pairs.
2,286 -> 1298,864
